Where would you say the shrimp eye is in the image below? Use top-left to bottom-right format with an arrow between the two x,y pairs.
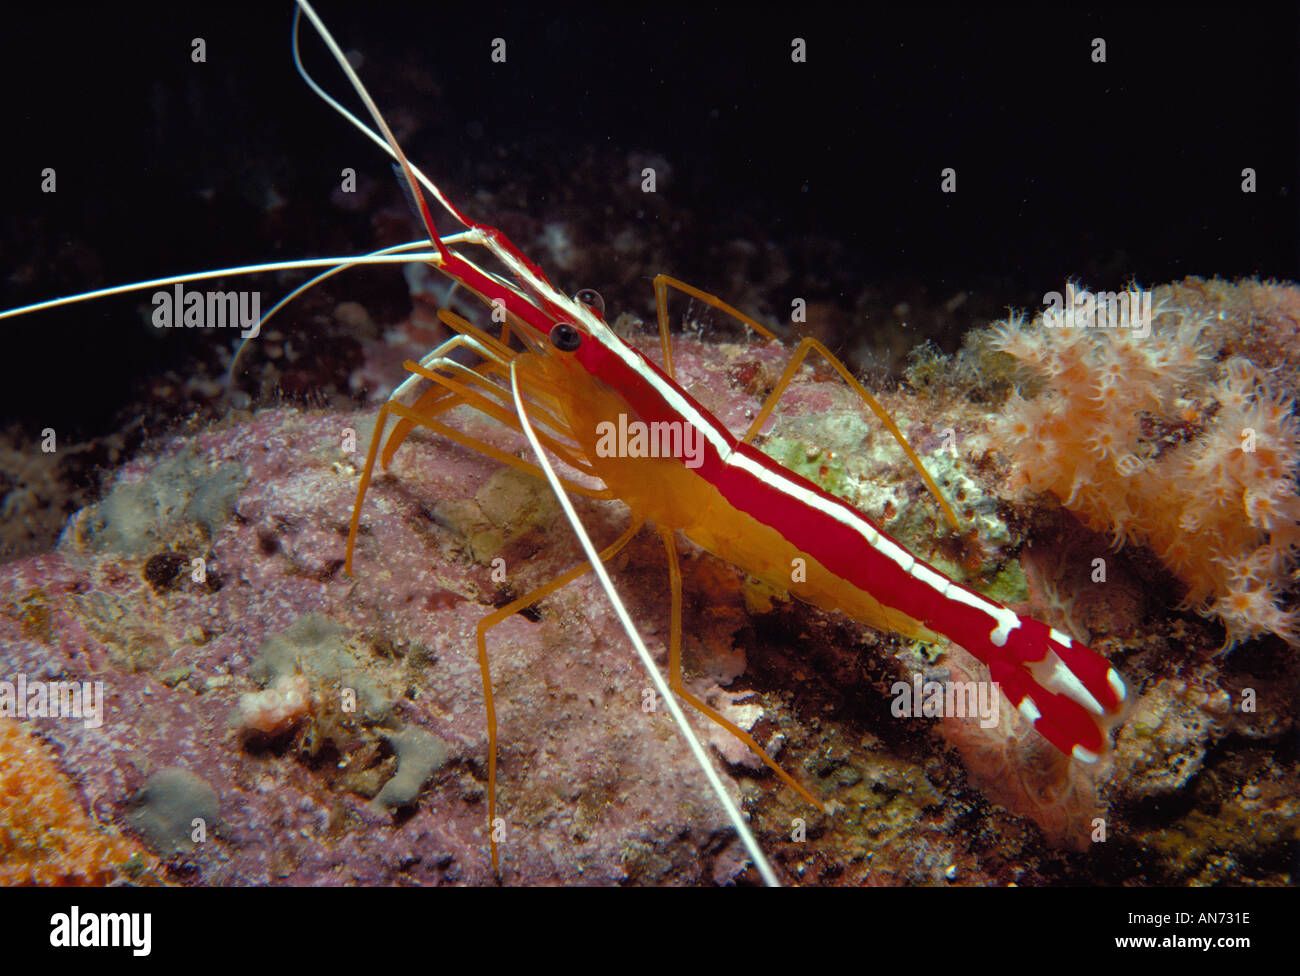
574,288 -> 605,318
550,322 -> 582,351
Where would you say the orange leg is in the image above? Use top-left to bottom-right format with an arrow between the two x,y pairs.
346,396 -> 613,576
477,517 -> 646,874
380,326 -> 516,461
652,274 -> 961,532
656,525 -> 825,811
345,310 -> 630,876
384,309 -> 568,463
652,273 -> 777,380
741,335 -> 963,532
382,366 -> 580,473
397,358 -> 591,473
436,305 -> 517,362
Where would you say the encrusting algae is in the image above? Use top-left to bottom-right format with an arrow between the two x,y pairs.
0,719 -> 157,885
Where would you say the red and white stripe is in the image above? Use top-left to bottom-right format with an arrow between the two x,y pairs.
569,334 -> 1128,760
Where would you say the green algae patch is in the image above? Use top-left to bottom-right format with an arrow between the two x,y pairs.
249,614 -> 394,726
435,467 -> 563,566
981,558 -> 1029,604
765,436 -> 850,499
66,450 -> 247,555
127,767 -> 220,855
73,590 -> 170,673
374,726 -> 450,809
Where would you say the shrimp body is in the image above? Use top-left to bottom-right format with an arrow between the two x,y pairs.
539,318 -> 1128,762
0,2 -> 1128,880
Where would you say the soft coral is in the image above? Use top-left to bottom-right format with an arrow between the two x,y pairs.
990,279 -> 1300,650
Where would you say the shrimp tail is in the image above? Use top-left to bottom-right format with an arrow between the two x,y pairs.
987,617 -> 1128,761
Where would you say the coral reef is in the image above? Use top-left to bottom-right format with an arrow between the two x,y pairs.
988,278 -> 1300,649
0,361 -> 790,884
0,313 -> 1294,885
1121,677 -> 1231,797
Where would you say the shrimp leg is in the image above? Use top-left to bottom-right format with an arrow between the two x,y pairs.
740,335 -> 963,532
346,367 -> 613,575
656,526 -> 824,811
651,275 -> 962,532
652,273 -> 778,380
476,517 -> 646,874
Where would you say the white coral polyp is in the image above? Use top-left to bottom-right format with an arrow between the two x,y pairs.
237,674 -> 310,736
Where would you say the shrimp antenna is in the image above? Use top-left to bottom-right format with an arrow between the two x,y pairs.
292,1 -> 471,256
508,361 -> 780,887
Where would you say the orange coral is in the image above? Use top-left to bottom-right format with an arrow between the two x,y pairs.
0,719 -> 155,885
990,280 -> 1300,649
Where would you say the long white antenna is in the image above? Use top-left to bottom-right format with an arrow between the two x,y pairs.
0,252 -> 441,323
291,2 -> 465,227
508,361 -> 779,887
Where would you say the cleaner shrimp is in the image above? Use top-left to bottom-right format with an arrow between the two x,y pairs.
0,2 -> 1129,884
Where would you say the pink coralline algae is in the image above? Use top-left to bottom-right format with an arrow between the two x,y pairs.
1,395 -> 767,884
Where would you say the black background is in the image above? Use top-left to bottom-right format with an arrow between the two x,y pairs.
0,1 -> 1295,439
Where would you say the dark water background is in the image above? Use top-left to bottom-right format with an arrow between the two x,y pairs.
0,2 -> 1295,441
